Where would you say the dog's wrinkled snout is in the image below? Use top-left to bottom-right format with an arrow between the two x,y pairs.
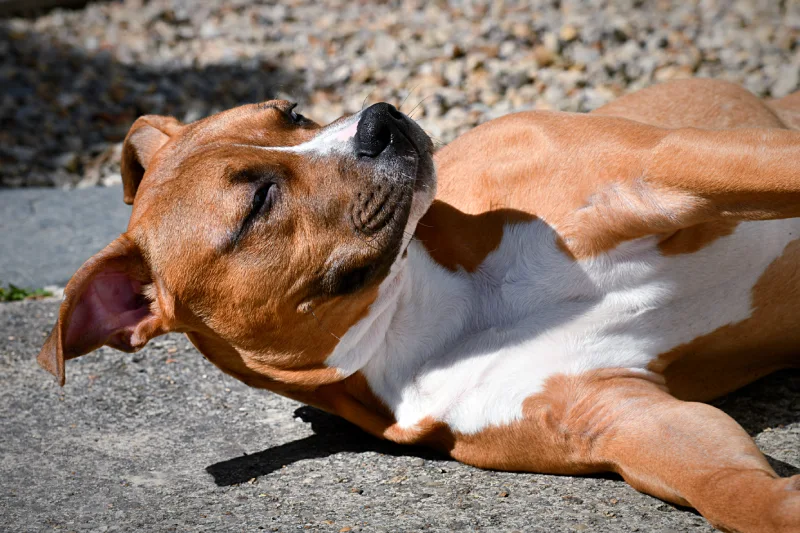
355,103 -> 408,158
350,184 -> 403,236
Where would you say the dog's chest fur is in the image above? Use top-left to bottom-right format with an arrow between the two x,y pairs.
329,217 -> 800,434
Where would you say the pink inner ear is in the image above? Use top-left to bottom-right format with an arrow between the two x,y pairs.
64,271 -> 153,356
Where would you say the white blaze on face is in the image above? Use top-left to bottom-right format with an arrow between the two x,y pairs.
333,121 -> 359,143
235,112 -> 362,157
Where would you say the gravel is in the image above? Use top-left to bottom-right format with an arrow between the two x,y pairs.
2,0 -> 799,187
2,299 -> 798,532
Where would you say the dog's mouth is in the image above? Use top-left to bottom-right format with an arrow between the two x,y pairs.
289,104 -> 436,308
403,124 -> 436,194
337,116 -> 434,295
347,103 -> 435,236
388,109 -> 435,186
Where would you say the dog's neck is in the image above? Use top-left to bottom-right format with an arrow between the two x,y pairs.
325,201 -> 479,381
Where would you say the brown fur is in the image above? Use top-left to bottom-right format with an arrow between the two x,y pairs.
415,201 -> 535,272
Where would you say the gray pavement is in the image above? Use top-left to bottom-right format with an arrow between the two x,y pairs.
1,185 -> 798,532
0,186 -> 130,288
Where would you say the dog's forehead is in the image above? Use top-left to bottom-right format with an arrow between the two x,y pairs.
182,100 -> 314,145
125,104 -> 351,282
128,101 -> 316,222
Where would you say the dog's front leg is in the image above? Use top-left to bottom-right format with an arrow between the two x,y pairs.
544,116 -> 800,258
574,375 -> 800,532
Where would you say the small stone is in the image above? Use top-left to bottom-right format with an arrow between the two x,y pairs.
533,45 -> 555,67
571,44 -> 599,67
771,67 -> 800,99
442,61 -> 464,87
481,89 -> 501,106
443,43 -> 464,59
559,25 -> 578,42
542,32 -> 559,52
330,65 -> 351,85
653,65 -> 694,83
511,22 -> 533,40
351,67 -> 373,84
499,40 -> 517,58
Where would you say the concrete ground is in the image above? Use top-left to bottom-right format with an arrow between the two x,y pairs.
1,186 -> 799,532
0,186 -> 130,288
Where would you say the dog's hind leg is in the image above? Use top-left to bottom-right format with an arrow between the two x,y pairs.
571,374 -> 800,533
439,370 -> 799,531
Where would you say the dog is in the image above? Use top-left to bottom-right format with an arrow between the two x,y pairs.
36,78 -> 800,532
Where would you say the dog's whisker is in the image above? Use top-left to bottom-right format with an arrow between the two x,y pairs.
420,128 -> 446,148
407,94 -> 434,120
361,87 -> 377,111
402,230 -> 421,243
309,308 -> 341,341
398,84 -> 420,113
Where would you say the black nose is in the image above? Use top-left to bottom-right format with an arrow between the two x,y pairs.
355,103 -> 406,158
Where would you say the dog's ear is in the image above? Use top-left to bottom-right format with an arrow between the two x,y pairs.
37,235 -> 174,386
120,115 -> 182,205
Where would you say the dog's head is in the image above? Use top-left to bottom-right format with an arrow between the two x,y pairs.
37,101 -> 435,389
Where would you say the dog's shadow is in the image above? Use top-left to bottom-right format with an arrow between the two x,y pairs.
712,368 -> 800,477
206,369 -> 800,486
205,405 -> 448,486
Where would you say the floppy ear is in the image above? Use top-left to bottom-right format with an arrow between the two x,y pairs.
120,115 -> 182,205
37,235 -> 173,386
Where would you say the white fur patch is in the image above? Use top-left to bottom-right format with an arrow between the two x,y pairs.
328,217 -> 800,434
235,113 -> 362,156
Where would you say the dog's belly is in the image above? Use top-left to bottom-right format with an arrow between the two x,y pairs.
362,217 -> 800,434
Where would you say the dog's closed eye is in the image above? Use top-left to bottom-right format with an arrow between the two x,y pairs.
224,179 -> 280,251
286,103 -> 310,125
250,182 -> 276,219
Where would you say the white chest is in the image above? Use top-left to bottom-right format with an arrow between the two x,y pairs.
338,218 -> 800,434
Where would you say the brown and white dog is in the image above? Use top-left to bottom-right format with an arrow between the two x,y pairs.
37,79 -> 800,532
